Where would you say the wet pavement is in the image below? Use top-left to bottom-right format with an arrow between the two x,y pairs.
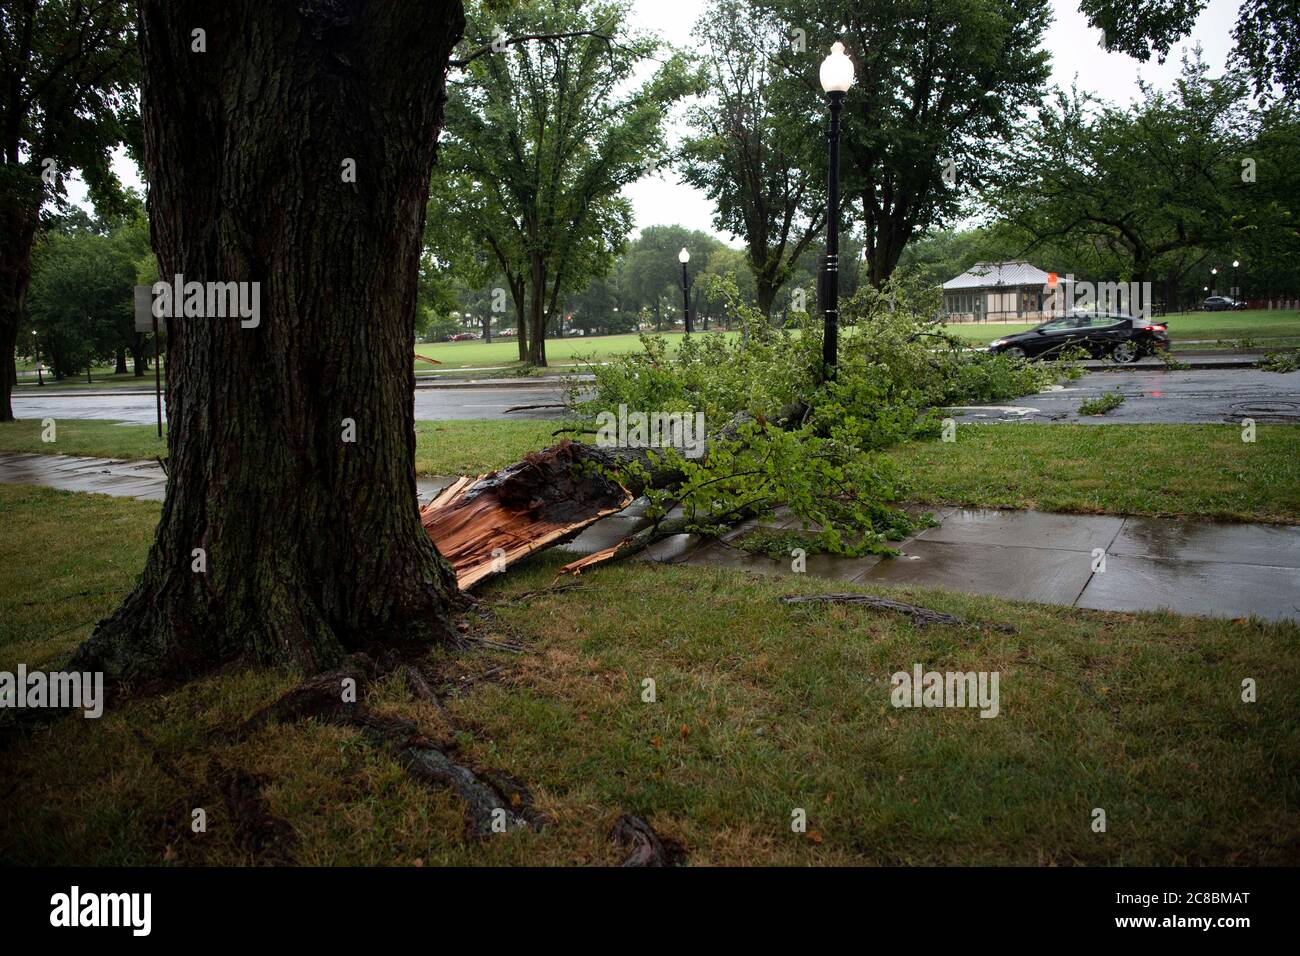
585,503 -> 1300,624
15,366 -> 1297,428
10,382 -> 570,425
947,367 -> 1300,425
0,452 -> 455,504
5,453 -> 1297,623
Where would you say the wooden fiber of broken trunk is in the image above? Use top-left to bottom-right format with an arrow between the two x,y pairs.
421,441 -> 633,590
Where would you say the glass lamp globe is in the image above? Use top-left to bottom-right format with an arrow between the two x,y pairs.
820,41 -> 855,93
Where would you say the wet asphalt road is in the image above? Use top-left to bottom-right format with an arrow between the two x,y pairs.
10,383 -> 571,425
947,367 -> 1300,425
12,367 -> 1300,427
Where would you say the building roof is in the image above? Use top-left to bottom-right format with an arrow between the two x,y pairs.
943,261 -> 1052,291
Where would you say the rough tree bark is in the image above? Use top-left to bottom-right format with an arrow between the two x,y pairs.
72,0 -> 468,680
0,199 -> 38,422
527,250 -> 548,366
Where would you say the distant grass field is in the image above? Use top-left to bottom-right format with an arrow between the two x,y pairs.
414,330 -> 740,370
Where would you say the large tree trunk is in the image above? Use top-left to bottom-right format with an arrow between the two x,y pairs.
510,274 -> 528,362
73,0 -> 466,681
0,199 -> 39,422
132,332 -> 149,376
527,252 -> 548,366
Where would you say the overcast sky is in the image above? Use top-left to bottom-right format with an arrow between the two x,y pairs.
77,0 -> 1242,245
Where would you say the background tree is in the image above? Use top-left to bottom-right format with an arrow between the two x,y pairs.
766,0 -> 1052,288
26,204 -> 149,379
985,57 -> 1263,296
679,0 -> 824,317
439,0 -> 691,365
1080,0 -> 1300,100
0,0 -> 138,419
74,0 -> 467,680
619,224 -> 728,330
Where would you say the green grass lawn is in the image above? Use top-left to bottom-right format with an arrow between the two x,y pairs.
0,418 -> 559,477
415,330 -> 741,369
15,371 -> 166,390
946,309 -> 1300,346
7,419 -> 1299,523
0,483 -> 1296,865
894,423 -> 1300,524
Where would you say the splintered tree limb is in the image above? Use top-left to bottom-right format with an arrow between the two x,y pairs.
561,515 -> 694,576
420,428 -> 763,589
779,593 -> 1015,631
561,497 -> 772,577
421,441 -> 634,590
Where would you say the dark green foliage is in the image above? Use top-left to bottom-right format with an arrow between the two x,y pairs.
573,269 -> 1067,556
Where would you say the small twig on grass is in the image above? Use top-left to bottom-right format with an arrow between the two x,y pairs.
488,582 -> 586,606
396,663 -> 448,715
780,593 -> 1015,632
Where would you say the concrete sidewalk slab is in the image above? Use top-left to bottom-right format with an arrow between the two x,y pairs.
1076,553 -> 1300,623
916,508 -> 1123,552
3,452 -> 1297,622
0,452 -> 455,505
1107,517 -> 1300,569
861,539 -> 1095,606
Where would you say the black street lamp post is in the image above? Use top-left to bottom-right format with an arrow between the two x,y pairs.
1232,259 -> 1240,300
819,42 -> 855,380
679,247 -> 693,334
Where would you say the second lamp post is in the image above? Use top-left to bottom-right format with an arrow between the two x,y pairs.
819,41 -> 855,380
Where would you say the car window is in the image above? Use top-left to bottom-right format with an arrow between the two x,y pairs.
1088,315 -> 1125,328
1038,317 -> 1075,331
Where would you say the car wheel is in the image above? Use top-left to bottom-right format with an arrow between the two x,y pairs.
1002,346 -> 1026,360
1109,340 -> 1138,364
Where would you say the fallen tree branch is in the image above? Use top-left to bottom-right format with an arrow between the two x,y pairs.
779,593 -> 1014,631
561,497 -> 771,577
503,402 -> 569,414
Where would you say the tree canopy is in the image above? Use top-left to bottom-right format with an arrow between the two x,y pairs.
436,0 -> 693,365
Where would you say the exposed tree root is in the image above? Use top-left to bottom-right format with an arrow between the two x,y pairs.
236,665 -> 540,839
209,758 -> 298,866
780,593 -> 1015,631
611,813 -> 683,867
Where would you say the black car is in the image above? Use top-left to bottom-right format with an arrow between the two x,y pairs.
1201,296 -> 1247,311
987,312 -> 1171,363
